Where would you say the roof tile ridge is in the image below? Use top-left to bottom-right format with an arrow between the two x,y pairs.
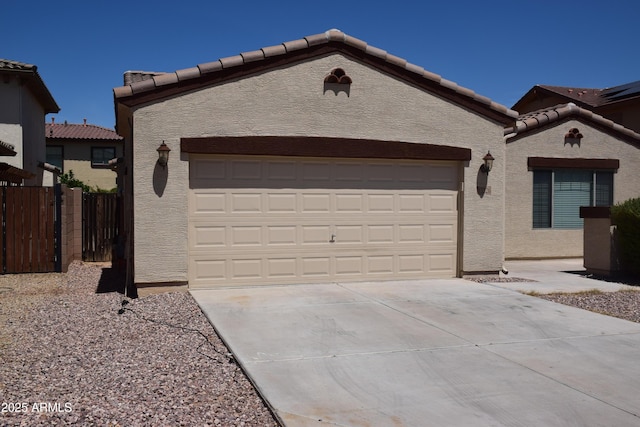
113,29 -> 518,119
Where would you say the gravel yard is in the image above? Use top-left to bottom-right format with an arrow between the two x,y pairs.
2,262 -> 639,426
0,262 -> 278,427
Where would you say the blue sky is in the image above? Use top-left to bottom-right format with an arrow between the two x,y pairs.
4,0 -> 639,129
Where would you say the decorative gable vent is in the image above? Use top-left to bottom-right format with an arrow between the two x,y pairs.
324,68 -> 352,84
564,127 -> 583,147
565,128 -> 583,139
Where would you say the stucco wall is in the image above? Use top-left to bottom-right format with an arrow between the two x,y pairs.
0,123 -> 23,169
129,53 -> 506,284
0,77 -> 48,185
505,119 -> 640,258
58,142 -> 122,190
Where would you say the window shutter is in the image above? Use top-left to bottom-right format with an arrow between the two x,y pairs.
533,171 -> 552,228
595,171 -> 614,206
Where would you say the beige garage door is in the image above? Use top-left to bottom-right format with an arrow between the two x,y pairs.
188,155 -> 459,288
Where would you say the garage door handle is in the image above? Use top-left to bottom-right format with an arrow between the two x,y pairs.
330,234 -> 336,243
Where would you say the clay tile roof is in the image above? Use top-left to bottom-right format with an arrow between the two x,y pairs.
537,85 -> 603,107
515,81 -> 640,112
114,29 -> 518,123
504,103 -> 640,144
0,59 -> 59,113
46,121 -> 123,141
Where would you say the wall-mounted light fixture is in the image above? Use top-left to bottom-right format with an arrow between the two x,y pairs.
481,151 -> 494,174
157,141 -> 171,167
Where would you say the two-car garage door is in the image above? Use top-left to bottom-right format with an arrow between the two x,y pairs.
188,155 -> 460,288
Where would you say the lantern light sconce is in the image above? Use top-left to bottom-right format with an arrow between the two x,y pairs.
481,151 -> 494,174
157,141 -> 171,167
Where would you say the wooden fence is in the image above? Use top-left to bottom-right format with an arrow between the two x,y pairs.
82,193 -> 118,262
0,186 -> 57,273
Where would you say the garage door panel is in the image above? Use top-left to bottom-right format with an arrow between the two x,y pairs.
367,255 -> 394,274
231,193 -> 262,213
301,193 -> 331,212
267,258 -> 297,278
335,194 -> 364,212
398,254 -> 426,273
189,155 -> 459,287
398,224 -> 426,243
230,226 -> 262,246
192,192 -> 226,214
429,253 -> 456,273
191,225 -> 226,248
267,226 -> 297,246
428,224 -> 456,243
428,193 -> 457,213
335,256 -> 364,276
301,257 -> 331,277
266,193 -> 297,212
302,225 -> 332,244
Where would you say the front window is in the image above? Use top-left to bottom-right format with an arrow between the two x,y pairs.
46,146 -> 63,171
532,169 -> 613,229
91,147 -> 116,167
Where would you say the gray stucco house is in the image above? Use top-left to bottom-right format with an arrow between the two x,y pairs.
0,59 -> 59,185
113,30 -> 640,293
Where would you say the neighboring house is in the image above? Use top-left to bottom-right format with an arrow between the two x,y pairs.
513,81 -> 640,134
45,118 -> 123,190
114,29 -> 519,292
504,103 -> 640,259
0,59 -> 59,185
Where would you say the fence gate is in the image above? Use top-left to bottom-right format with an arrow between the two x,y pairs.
82,193 -> 118,262
0,186 -> 58,274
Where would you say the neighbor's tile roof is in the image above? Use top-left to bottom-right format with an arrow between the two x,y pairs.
114,29 -> 518,122
0,59 -> 59,113
504,102 -> 640,144
537,85 -> 603,107
515,81 -> 640,111
46,121 -> 123,141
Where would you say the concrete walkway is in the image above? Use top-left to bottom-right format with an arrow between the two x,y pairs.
191,260 -> 640,426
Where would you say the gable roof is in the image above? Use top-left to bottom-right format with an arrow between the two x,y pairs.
0,59 -> 60,114
114,29 -> 518,125
504,102 -> 640,145
513,80 -> 640,111
46,120 -> 123,141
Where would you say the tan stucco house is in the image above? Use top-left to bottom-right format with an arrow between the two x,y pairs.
114,29 -> 520,291
504,103 -> 640,259
113,30 -> 640,293
45,118 -> 123,190
0,59 -> 59,185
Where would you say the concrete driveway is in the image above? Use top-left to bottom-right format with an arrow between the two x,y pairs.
191,261 -> 640,426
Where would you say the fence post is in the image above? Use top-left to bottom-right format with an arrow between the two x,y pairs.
54,183 -> 62,272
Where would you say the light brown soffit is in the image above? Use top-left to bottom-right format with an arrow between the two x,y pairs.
181,136 -> 472,161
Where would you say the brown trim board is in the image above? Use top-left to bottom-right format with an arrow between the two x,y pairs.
181,136 -> 472,161
580,206 -> 611,219
528,157 -> 619,170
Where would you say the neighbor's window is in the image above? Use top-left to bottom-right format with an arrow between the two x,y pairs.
91,147 -> 116,167
46,146 -> 63,171
532,169 -> 613,229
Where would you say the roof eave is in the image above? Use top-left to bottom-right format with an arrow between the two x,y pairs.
113,31 -> 517,125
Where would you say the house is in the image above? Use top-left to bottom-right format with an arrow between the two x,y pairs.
45,118 -> 123,190
504,103 -> 640,259
113,29 -> 519,292
513,81 -> 640,134
0,59 -> 59,185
